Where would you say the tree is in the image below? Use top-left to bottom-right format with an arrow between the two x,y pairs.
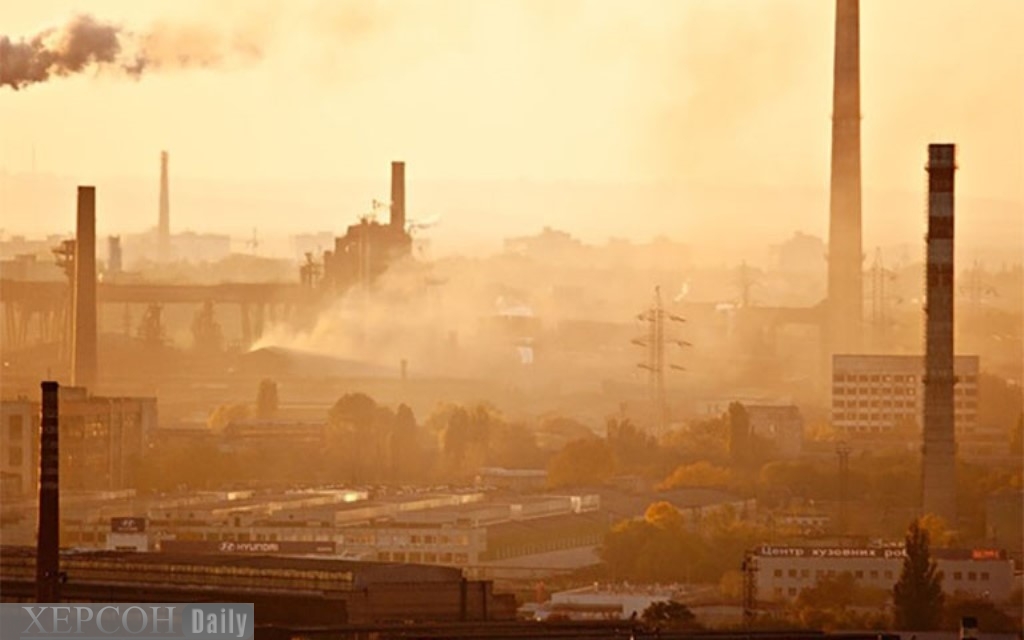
606,418 -> 658,474
547,437 -> 615,488
728,402 -> 750,466
207,403 -> 251,432
256,379 -> 279,420
893,519 -> 945,630
641,601 -> 700,629
658,461 -> 732,490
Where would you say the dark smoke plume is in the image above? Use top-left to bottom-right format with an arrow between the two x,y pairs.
0,14 -> 263,90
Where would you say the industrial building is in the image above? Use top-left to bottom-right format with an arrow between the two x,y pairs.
0,387 -> 157,499
322,161 -> 413,291
754,545 -> 1015,604
0,546 -> 515,625
830,354 -> 990,446
744,404 -> 804,458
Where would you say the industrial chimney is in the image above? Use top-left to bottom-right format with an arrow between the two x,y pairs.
826,0 -> 863,354
36,381 -> 60,603
72,186 -> 97,390
922,143 -> 957,524
390,161 -> 406,232
108,236 -> 122,275
158,150 -> 170,261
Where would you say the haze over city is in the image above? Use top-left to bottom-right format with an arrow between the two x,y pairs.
1,0 -> 1022,256
0,1 -> 1021,639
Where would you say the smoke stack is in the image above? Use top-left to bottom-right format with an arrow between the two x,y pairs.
36,381 -> 60,603
108,236 -> 122,275
390,161 -> 405,231
826,0 -> 863,354
158,151 -> 170,261
72,186 -> 97,390
922,143 -> 957,523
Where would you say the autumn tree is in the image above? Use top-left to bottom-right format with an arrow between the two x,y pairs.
547,437 -> 615,488
658,461 -> 732,490
256,379 -> 279,419
207,403 -> 251,432
893,519 -> 945,630
606,418 -> 658,475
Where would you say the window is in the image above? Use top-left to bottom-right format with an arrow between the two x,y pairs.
800,570 -> 809,579
855,571 -> 864,579
8,415 -> 24,441
816,570 -> 824,578
774,588 -> 783,597
954,572 -> 962,580
787,588 -> 797,597
870,571 -> 878,579
884,571 -> 893,579
788,569 -> 797,578
968,572 -> 977,581
774,570 -> 782,577
980,572 -> 989,581
8,446 -> 22,467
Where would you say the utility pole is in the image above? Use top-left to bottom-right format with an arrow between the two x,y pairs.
633,286 -> 689,434
741,551 -> 758,627
836,440 -> 852,535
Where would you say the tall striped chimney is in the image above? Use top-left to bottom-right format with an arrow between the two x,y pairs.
36,381 -> 60,603
922,143 -> 957,523
72,186 -> 97,390
158,151 -> 170,261
827,0 -> 863,354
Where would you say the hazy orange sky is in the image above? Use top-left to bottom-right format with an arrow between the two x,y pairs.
0,0 -> 1021,253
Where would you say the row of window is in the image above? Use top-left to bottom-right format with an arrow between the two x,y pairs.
834,387 -> 918,396
771,568 -> 993,582
834,412 -> 977,423
833,412 -> 918,422
834,399 -> 918,408
833,374 -> 977,384
772,568 -> 893,581
377,551 -> 470,564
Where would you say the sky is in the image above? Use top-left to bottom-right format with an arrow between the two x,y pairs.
0,0 -> 1021,255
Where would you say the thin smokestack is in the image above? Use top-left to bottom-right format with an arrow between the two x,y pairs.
36,381 -> 60,603
72,186 -> 97,390
390,161 -> 405,231
826,0 -> 863,354
922,143 -> 957,523
159,150 -> 170,261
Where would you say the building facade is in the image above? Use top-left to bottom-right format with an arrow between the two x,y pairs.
831,355 -> 995,455
754,545 -> 1014,603
0,387 -> 157,498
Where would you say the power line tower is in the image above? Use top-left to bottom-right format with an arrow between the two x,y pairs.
632,286 -> 689,434
868,247 -> 898,342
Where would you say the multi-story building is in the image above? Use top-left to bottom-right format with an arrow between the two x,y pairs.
0,401 -> 35,499
744,404 -> 804,458
0,387 -> 157,498
754,545 -> 1014,603
831,355 -> 996,456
